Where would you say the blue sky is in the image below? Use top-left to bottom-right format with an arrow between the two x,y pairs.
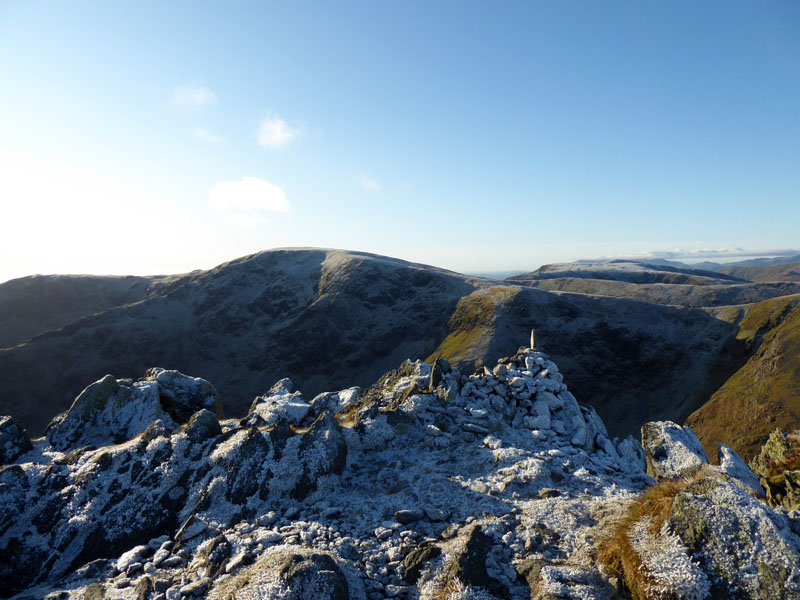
1,1 -> 799,281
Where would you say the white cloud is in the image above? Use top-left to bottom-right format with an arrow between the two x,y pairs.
359,173 -> 382,191
628,248 -> 799,260
257,114 -> 299,148
194,128 -> 224,143
208,177 -> 290,226
171,84 -> 218,109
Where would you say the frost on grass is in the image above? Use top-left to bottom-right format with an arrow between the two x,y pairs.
627,517 -> 710,600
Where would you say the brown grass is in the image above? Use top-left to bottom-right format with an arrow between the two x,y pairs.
597,477 -> 696,600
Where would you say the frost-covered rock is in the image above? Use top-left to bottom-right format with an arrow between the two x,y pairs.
143,367 -> 223,423
0,416 -> 31,465
668,474 -> 800,599
717,444 -> 763,496
45,369 -> 221,451
248,378 -> 312,427
4,344 -> 799,600
641,420 -> 708,481
45,374 -> 173,450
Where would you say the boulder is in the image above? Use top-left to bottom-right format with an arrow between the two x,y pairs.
668,474 -> 800,599
143,368 -> 223,423
247,379 -> 311,427
208,549 -> 351,600
0,416 -> 32,464
183,409 -> 222,444
641,421 -> 708,481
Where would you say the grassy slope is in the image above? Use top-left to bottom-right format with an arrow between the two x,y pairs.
686,294 -> 800,461
719,261 -> 800,283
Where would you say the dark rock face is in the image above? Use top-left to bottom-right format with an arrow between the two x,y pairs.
0,416 -> 32,465
403,544 -> 441,584
183,409 -> 222,444
445,525 -> 509,599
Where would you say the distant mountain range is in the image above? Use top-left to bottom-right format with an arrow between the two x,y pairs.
2,249 -> 800,461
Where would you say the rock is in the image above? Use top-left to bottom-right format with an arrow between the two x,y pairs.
179,578 -> 208,596
615,436 -> 647,474
291,411 -> 347,500
0,416 -> 32,464
403,544 -> 441,584
717,444 -> 763,496
83,583 -> 106,600
668,474 -> 800,599
394,509 -> 424,524
116,545 -> 148,573
182,409 -> 222,444
143,368 -> 223,423
247,382 -> 311,427
210,550 -> 350,600
533,564 -> 618,600
423,507 -> 449,522
443,525 -> 509,600
641,421 -> 708,481
493,364 -> 508,378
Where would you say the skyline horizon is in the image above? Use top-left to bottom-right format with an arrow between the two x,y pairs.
3,2 -> 799,285
2,244 -> 798,285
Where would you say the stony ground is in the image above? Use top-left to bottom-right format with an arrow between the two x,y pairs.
1,343 -> 799,599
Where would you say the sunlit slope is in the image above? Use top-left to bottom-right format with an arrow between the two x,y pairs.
686,294 -> 800,460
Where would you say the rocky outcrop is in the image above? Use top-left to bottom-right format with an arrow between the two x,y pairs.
750,428 -> 800,511
669,475 -> 800,599
44,369 -> 221,451
2,345 -> 799,600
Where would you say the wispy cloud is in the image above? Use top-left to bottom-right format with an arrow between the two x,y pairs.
208,177 -> 290,226
359,173 -> 382,191
257,114 -> 300,148
171,84 -> 218,109
599,247 -> 800,262
194,128 -> 224,143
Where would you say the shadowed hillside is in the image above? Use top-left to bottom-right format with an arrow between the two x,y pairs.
0,274 -> 176,348
0,249 -> 742,440
427,285 -> 739,437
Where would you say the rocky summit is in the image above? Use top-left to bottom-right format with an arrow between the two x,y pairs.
2,340 -> 800,600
